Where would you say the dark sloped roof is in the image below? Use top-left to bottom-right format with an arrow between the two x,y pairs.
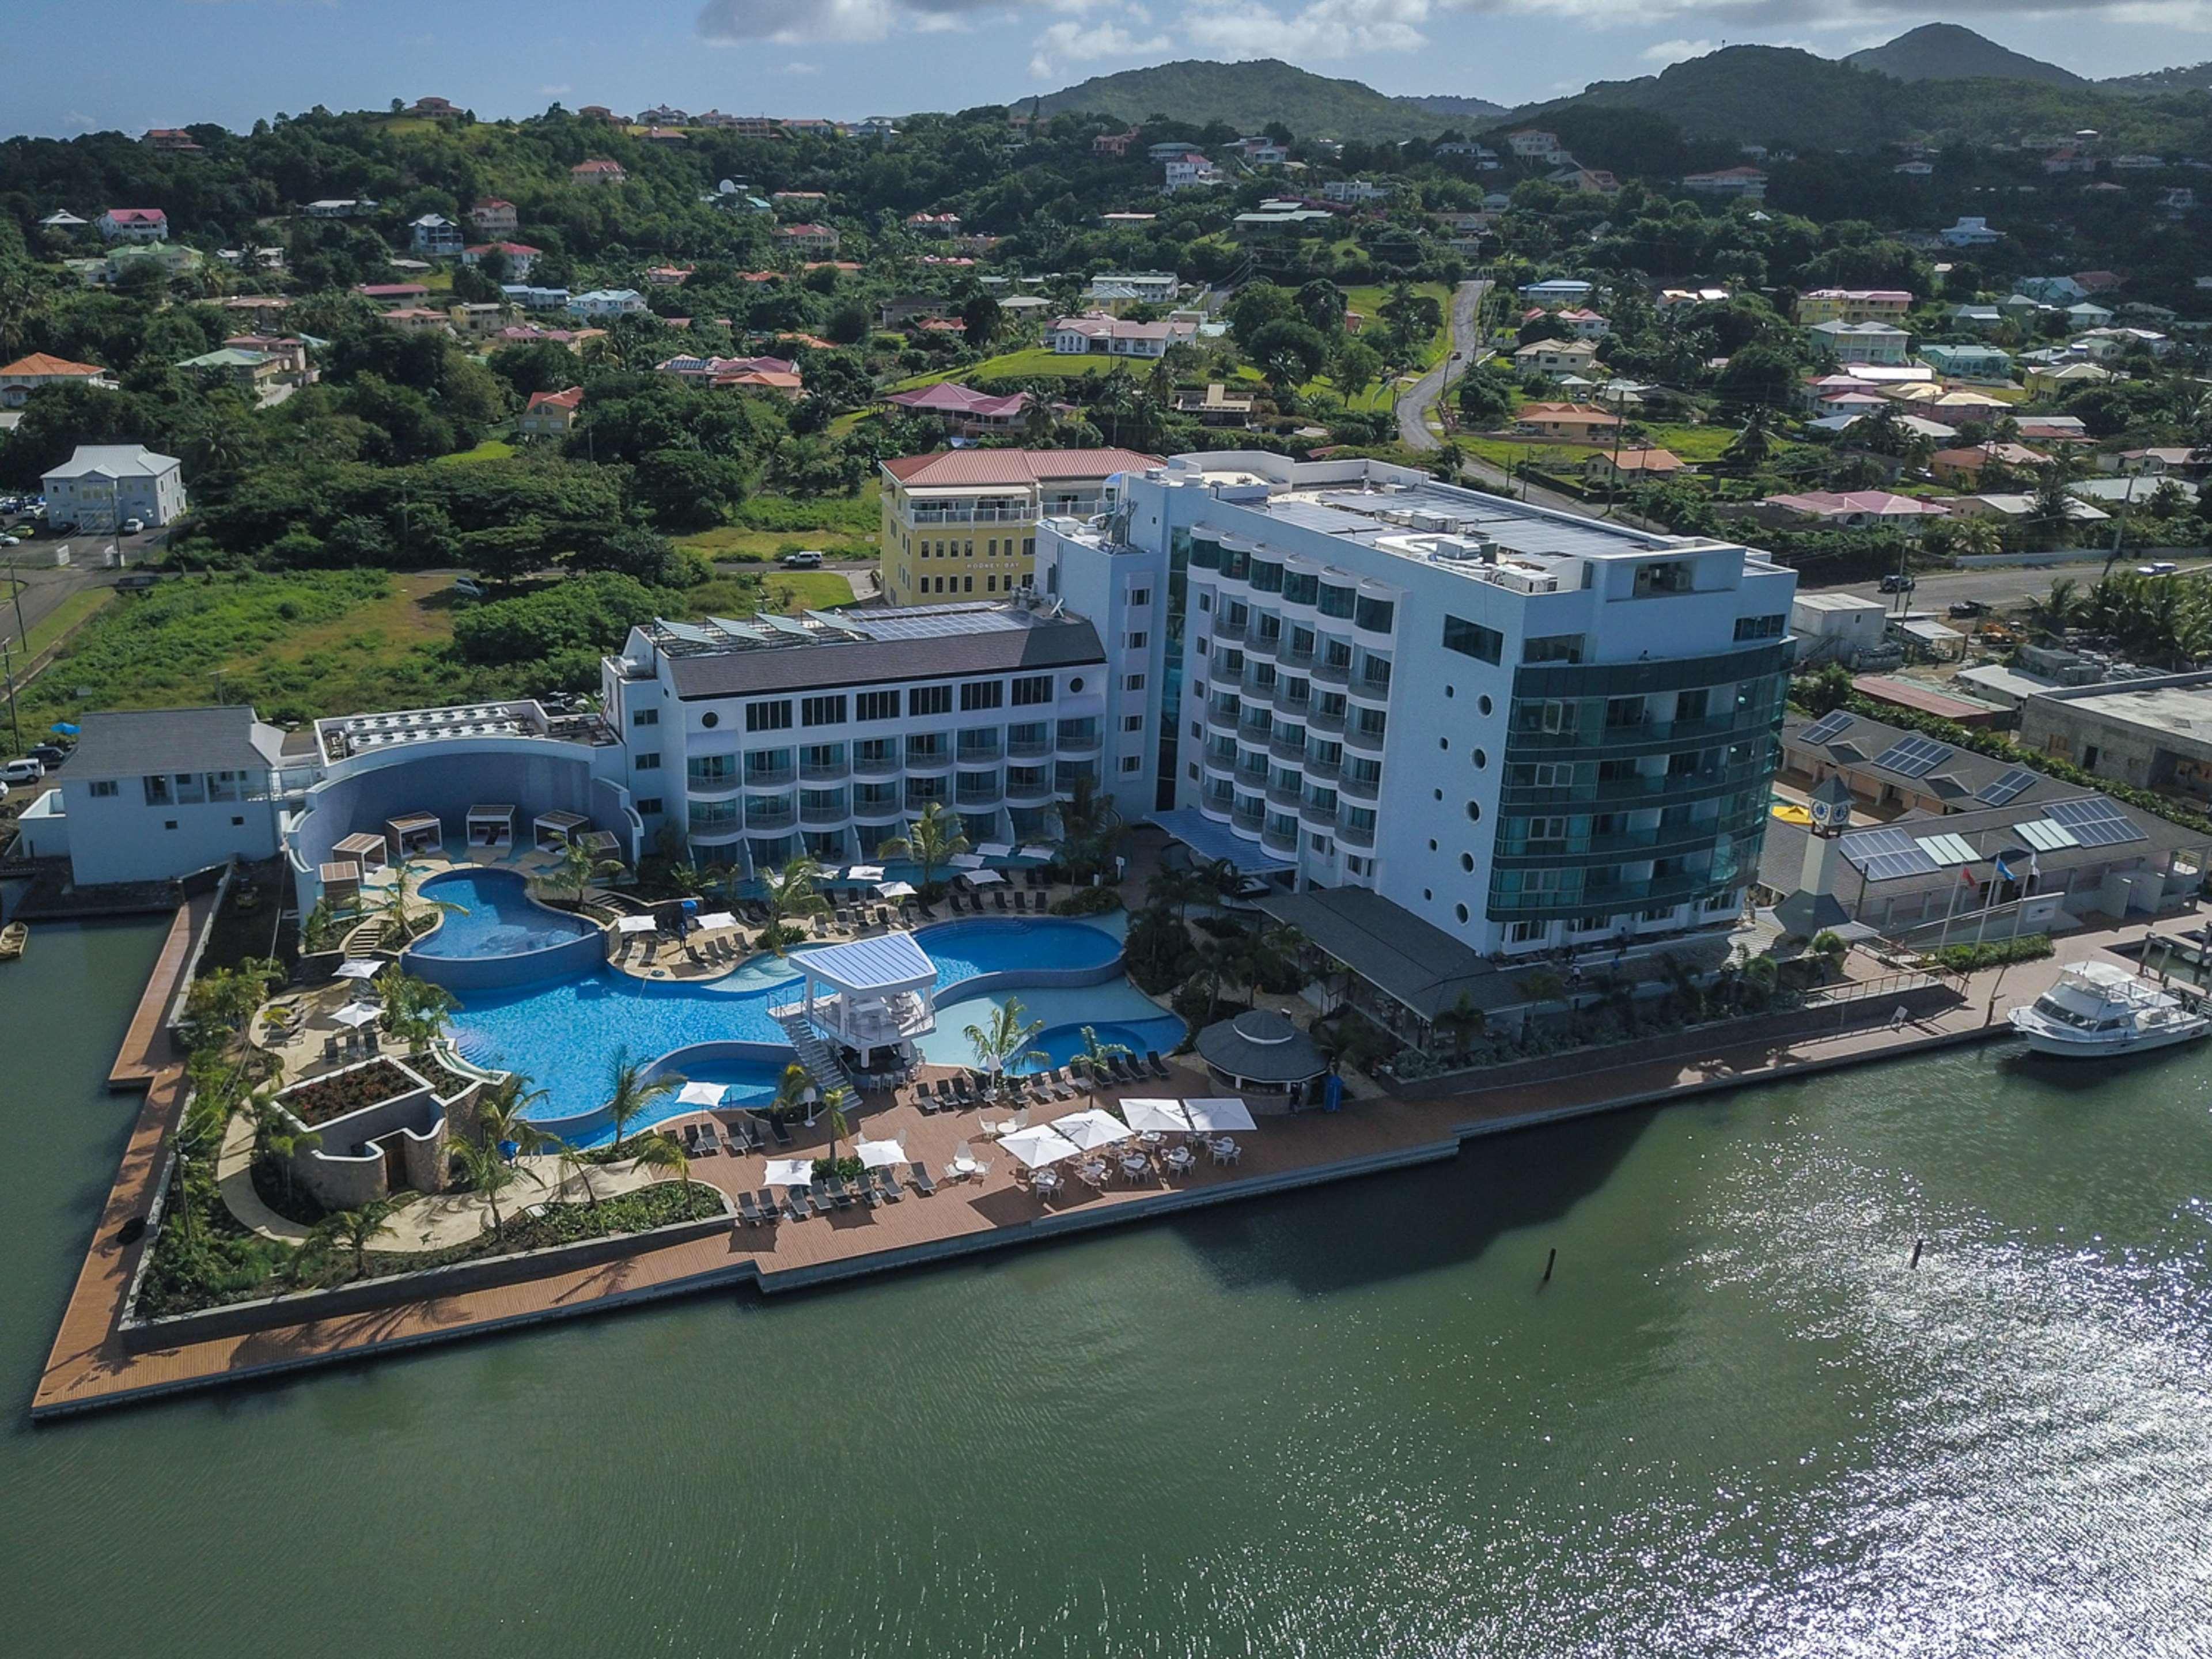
68,706 -> 281,778
1782,711 -> 2083,809
1195,1007 -> 1325,1083
668,617 -> 1105,699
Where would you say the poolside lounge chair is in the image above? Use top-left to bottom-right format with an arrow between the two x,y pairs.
825,1173 -> 856,1209
1047,1069 -> 1075,1101
1145,1050 -> 1171,1078
736,1190 -> 764,1225
914,1084 -> 938,1116
991,889 -> 1007,912
784,1189 -> 812,1221
810,1178 -> 834,1213
1108,1054 -> 1138,1084
698,1120 -> 724,1155
908,1160 -> 935,1196
951,1074 -> 976,1107
770,1116 -> 794,1148
873,1166 -> 903,1203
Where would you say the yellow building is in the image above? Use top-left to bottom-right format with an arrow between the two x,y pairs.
878,448 -> 1157,605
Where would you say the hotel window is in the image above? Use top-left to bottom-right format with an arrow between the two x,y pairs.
1122,714 -> 1145,732
1524,633 -> 1585,665
959,680 -> 1003,712
1127,631 -> 1147,650
636,797 -> 663,815
856,689 -> 900,721
1120,755 -> 1143,774
1282,570 -> 1319,607
964,576 -> 974,593
142,775 -> 172,805
1354,594 -> 1394,632
986,576 -> 997,593
1442,615 -> 1503,664
1024,536 -> 1036,557
746,700 -> 793,733
1125,673 -> 1146,692
632,708 -> 658,726
1011,675 -> 1052,707
802,694 -> 847,728
1634,561 -> 1694,597
911,684 -> 953,717
987,538 -> 998,556
634,752 -> 661,770
89,779 -> 118,797
1734,612 -> 1787,642
1507,921 -> 1544,944
1130,587 -> 1152,607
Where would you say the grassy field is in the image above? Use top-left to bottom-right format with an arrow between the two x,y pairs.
678,484 -> 880,565
433,439 -> 517,466
676,570 -> 855,618
19,587 -> 113,663
889,347 -> 1122,392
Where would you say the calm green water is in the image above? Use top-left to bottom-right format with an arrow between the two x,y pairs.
6,916 -> 2212,1657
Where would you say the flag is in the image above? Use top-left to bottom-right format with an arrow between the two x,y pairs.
1993,852 -> 2016,884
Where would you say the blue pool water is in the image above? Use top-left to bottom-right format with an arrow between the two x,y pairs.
445,917 -> 1128,1127
919,983 -> 1187,1075
410,869 -> 596,960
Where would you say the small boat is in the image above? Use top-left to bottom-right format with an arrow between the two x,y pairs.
2008,961 -> 2211,1058
0,922 -> 25,961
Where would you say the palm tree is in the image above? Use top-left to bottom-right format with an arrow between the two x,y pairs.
554,837 -> 625,907
1051,773 -> 1123,882
1072,1023 -> 1133,1081
878,801 -> 969,897
628,1130 -> 691,1189
376,968 -> 460,1055
447,1134 -> 519,1239
376,859 -> 469,942
180,956 -> 286,1080
1146,864 -> 1213,922
475,1075 -> 554,1169
313,1196 -> 399,1281
770,1061 -> 816,1126
1722,407 -> 1774,471
252,1093 -> 321,1213
555,1137 -> 603,1209
817,1085 -> 853,1166
757,854 -> 831,950
1431,991 -> 1487,1055
2023,575 -> 2084,642
1189,937 -> 1248,1021
602,1049 -> 683,1156
965,998 -> 1049,1100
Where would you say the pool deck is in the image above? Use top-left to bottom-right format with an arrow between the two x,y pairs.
25,907 -> 2175,1421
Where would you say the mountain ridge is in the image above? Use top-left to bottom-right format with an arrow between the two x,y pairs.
1844,23 -> 2086,88
1031,58 -> 1506,141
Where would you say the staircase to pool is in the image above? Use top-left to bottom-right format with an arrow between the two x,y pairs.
775,1011 -> 857,1102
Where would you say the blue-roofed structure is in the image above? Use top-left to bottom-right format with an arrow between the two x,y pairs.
773,931 -> 940,1055
1147,809 -> 1295,874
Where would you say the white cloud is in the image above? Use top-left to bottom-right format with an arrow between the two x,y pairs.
1183,0 -> 1434,58
1029,16 -> 1172,78
539,83 -> 573,96
697,0 -> 903,44
1641,36 -> 1714,62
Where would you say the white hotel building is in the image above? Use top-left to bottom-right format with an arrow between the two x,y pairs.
1036,454 -> 1798,957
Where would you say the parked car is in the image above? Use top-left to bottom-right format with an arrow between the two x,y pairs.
2137,562 -> 2179,577
778,550 -> 824,568
119,517 -> 145,535
2,759 -> 46,786
0,536 -> 18,548
1878,573 -> 1916,593
1948,599 -> 1989,619
27,744 -> 67,768
452,576 -> 487,599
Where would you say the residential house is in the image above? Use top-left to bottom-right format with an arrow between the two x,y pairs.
1236,206 -> 1338,237
1229,137 -> 1290,166
1681,166 -> 1768,198
2041,147 -> 2096,174
1147,141 -> 1201,163
1081,271 -> 1181,309
1938,216 -> 2003,247
1656,286 -> 1732,309
904,211 -> 961,236
1047,312 -> 1198,358
771,191 -> 828,208
2160,187 -> 2198,217
1092,128 -> 1139,157
381,306 -> 453,336
1894,160 -> 1934,177
502,284 -> 571,311
883,382 -> 1032,436
876,446 -> 1159,604
2020,275 -> 2090,304
1949,304 -> 2004,330
1162,156 -> 1224,192
2076,325 -> 2173,360
97,244 -> 200,286
1807,319 -> 1911,366
570,160 -> 627,187
567,288 -> 648,319
1433,141 -> 1498,165
636,104 -> 690,125
2015,415 -> 2091,445
1518,277 -> 1594,308
408,213 -> 464,256
2101,448 -> 2207,478
1930,442 -> 2051,485
777,224 -> 840,256
0,352 -> 116,407
1510,402 -> 1620,440
1946,493 -> 2108,525
461,241 -> 541,280
39,209 -> 88,232
1916,342 -> 2013,384
469,199 -> 519,237
1795,287 -> 1913,325
354,282 -> 430,305
1169,382 -> 1257,426
877,294 -> 954,328
643,264 -> 694,286
1513,337 -> 1601,378
220,335 -> 315,385
1547,307 -> 1611,342
2024,360 -> 2118,396
301,199 -> 376,218
445,302 -> 509,342
2066,301 -> 2115,329
409,96 -> 460,116
97,207 -> 168,243
1583,448 -> 1684,486
1506,130 -> 1564,162
654,354 -> 803,397
1754,490 -> 1950,531
176,347 -> 286,399
1321,179 -> 1391,204
41,445 -> 187,528
519,387 -> 585,438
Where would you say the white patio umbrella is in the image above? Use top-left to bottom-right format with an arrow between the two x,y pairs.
1018,844 -> 1056,861
854,1137 -> 907,1170
334,959 -> 382,980
616,914 -> 658,934
877,880 -> 917,900
1051,1108 -> 1137,1152
763,1157 -> 815,1188
948,852 -> 986,869
694,911 -> 737,932
846,863 -> 885,882
676,1080 -> 728,1108
1120,1097 -> 1193,1134
997,1124 -> 1085,1169
975,842 -> 1014,859
1183,1096 -> 1257,1132
964,868 -> 1006,886
332,1002 -> 381,1029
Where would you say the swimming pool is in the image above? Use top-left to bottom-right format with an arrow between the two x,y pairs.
410,869 -> 596,959
444,916 -> 1130,1136
919,983 -> 1186,1075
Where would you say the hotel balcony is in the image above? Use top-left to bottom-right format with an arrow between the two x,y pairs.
1055,724 -> 1101,757
852,747 -> 902,778
1211,613 -> 1248,642
1269,729 -> 1308,761
903,501 -> 1031,526
956,778 -> 1005,808
1307,705 -> 1347,735
799,758 -> 851,783
1300,793 -> 1338,826
904,744 -> 954,773
1342,721 -> 1388,755
1338,767 -> 1381,801
1231,806 -> 1265,835
1236,712 -> 1275,743
1302,752 -> 1340,782
1334,813 -> 1377,848
799,795 -> 850,827
956,740 -> 1003,766
1005,770 -> 1054,805
1274,685 -> 1312,719
1246,628 -> 1283,659
742,765 -> 797,790
851,792 -> 904,821
745,805 -> 797,832
1261,819 -> 1300,858
1006,733 -> 1053,760
1310,655 -> 1353,687
685,771 -> 742,799
1205,699 -> 1240,732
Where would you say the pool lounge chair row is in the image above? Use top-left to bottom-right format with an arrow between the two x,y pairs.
734,1161 -> 936,1224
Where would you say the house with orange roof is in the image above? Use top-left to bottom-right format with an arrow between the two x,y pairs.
0,352 -> 118,407
1582,448 -> 1685,486
569,159 -> 627,187
519,386 -> 585,438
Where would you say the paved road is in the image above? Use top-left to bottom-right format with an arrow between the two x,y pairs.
1395,278 -> 1488,451
1808,555 -> 2212,611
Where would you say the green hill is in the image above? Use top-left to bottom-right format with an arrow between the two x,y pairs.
1396,92 -> 1513,124
1844,24 -> 2085,88
1033,58 -> 1494,141
2104,59 -> 2212,93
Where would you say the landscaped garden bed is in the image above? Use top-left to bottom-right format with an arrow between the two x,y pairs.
278,1058 -> 419,1126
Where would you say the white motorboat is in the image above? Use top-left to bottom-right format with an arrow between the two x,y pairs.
2007,961 -> 2211,1058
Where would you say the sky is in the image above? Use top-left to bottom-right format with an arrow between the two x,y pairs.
7,1 -> 2209,139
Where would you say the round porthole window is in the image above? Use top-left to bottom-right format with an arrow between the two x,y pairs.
1455,903 -> 1469,924
1465,801 -> 1482,823
1433,789 -> 1444,801
1473,747 -> 1487,769
1069,676 -> 1084,692
1439,737 -> 1450,751
1423,888 -> 1433,902
1445,685 -> 1456,698
1460,853 -> 1474,873
701,712 -> 719,728
1478,695 -> 1494,716
1428,838 -> 1438,851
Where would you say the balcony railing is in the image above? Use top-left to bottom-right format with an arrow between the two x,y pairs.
1270,730 -> 1308,761
1334,815 -> 1377,848
1308,706 -> 1347,735
799,759 -> 850,783
1005,773 -> 1053,804
1339,768 -> 1381,801
1497,753 -> 1773,810
904,502 -> 1031,525
1267,779 -> 1303,807
741,766 -> 796,789
1056,727 -> 1102,756
1302,753 -> 1340,781
746,807 -> 796,832
1237,714 -> 1275,743
1212,613 -> 1248,642
956,743 -> 1003,765
1231,807 -> 1265,834
1300,793 -> 1338,825
1503,702 -> 1782,757
1342,721 -> 1389,754
1262,819 -> 1300,855
904,789 -> 948,813
1006,737 -> 1054,760
852,794 -> 904,819
852,748 -> 901,778
1311,656 -> 1353,686
800,798 -> 850,826
1247,630 -> 1283,659
686,773 -> 742,798
904,745 -> 953,771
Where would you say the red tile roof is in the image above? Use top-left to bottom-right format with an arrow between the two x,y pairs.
524,387 -> 585,414
0,352 -> 110,378
881,448 -> 1158,487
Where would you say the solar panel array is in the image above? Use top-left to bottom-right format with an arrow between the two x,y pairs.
1798,709 -> 1854,745
2046,796 -> 2146,849
2017,819 -> 2080,853
854,608 -> 1030,641
1918,832 -> 1979,867
1840,825 -> 1941,881
1872,734 -> 1952,778
1974,767 -> 2038,808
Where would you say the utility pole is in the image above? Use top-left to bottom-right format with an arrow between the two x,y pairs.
1,645 -> 19,753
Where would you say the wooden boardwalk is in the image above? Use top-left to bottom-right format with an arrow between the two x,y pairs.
29,906 -> 2138,1421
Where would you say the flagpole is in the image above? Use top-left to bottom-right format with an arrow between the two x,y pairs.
1937,864 -> 1968,948
1973,863 -> 2001,946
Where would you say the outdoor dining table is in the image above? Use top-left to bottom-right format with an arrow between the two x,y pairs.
949,1154 -> 982,1180
1119,1153 -> 1151,1180
1031,1168 -> 1062,1195
1164,1146 -> 1195,1174
1209,1138 -> 1241,1165
1078,1160 -> 1108,1186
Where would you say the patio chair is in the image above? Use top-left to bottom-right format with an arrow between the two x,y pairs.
914,1084 -> 939,1116
951,1074 -> 976,1107
859,1173 -> 885,1209
1112,1054 -> 1141,1085
770,1116 -> 794,1148
908,1160 -> 936,1196
993,889 -> 1009,911
697,1120 -> 724,1156
1048,1069 -> 1076,1101
736,1190 -> 764,1225
810,1178 -> 834,1213
827,1173 -> 857,1209
784,1189 -> 812,1221
323,1034 -> 342,1061
1145,1050 -> 1171,1078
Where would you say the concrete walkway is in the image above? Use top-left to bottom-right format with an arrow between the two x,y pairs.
215,1113 -> 315,1244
